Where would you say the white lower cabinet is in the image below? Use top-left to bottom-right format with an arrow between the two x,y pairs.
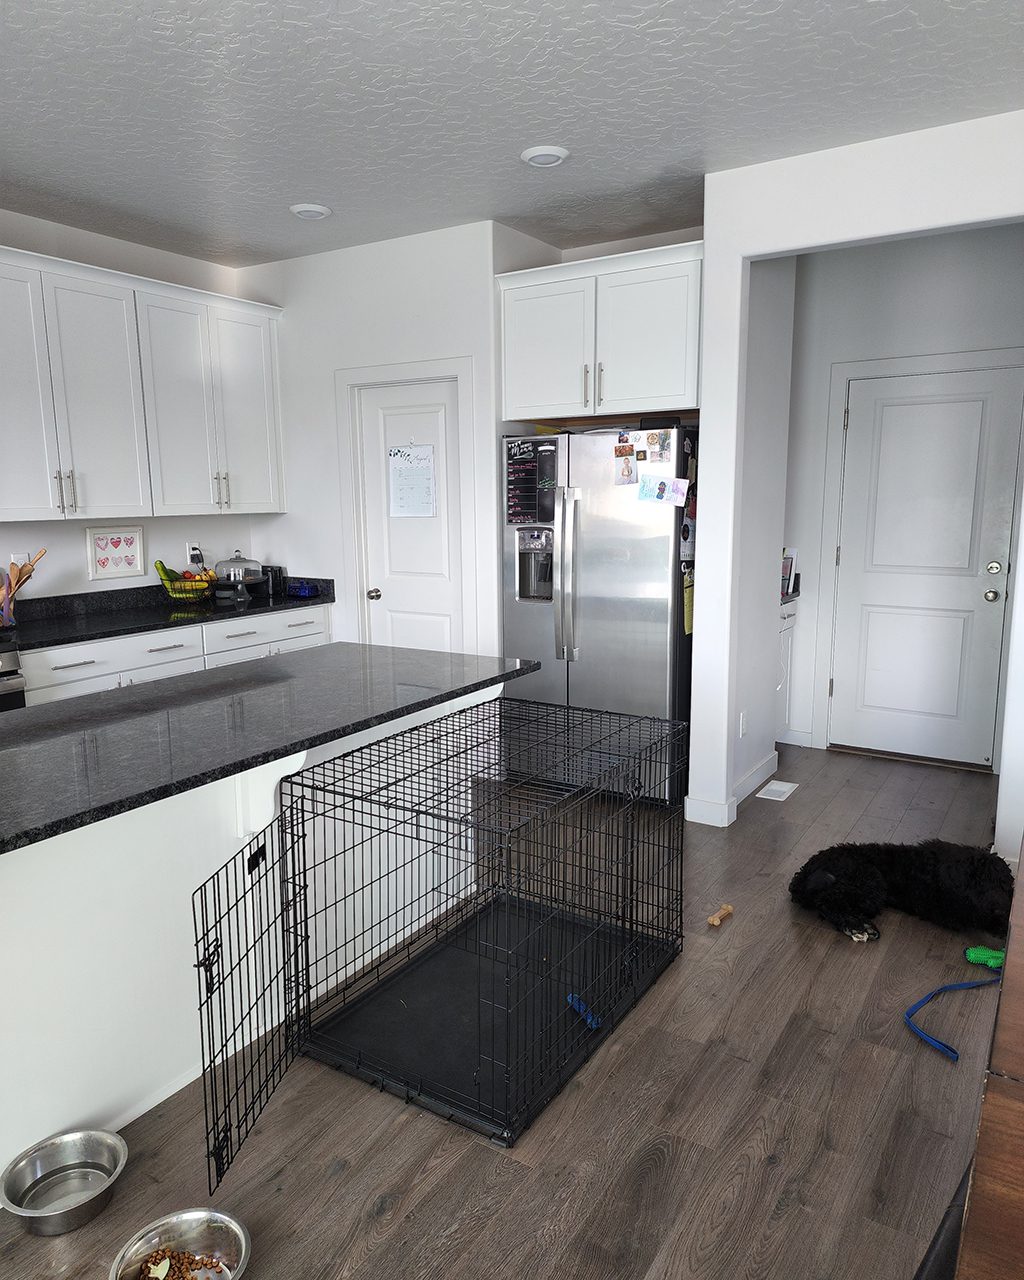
26,671 -> 122,706
204,644 -> 271,668
121,656 -> 206,686
270,633 -> 324,654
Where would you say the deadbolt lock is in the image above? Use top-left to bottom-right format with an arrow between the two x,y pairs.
984,589 -> 1001,602
987,561 -> 1003,574
366,588 -> 382,601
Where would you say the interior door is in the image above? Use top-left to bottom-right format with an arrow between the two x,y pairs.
594,261 -> 702,414
42,272 -> 153,519
209,308 -> 282,513
137,292 -> 221,516
0,264 -> 64,520
830,367 -> 1024,765
502,278 -> 596,419
357,379 -> 463,652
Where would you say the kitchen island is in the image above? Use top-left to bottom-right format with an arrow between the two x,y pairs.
0,642 -> 539,1170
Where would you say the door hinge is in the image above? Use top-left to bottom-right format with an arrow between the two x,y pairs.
828,678 -> 834,698
843,405 -> 849,431
835,545 -> 841,566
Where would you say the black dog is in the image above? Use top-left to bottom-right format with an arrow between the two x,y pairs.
789,839 -> 1014,942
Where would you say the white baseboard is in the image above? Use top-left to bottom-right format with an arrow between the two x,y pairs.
776,729 -> 814,749
684,794 -> 738,826
734,751 -> 780,803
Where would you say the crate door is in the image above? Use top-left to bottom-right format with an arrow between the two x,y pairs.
192,816 -> 308,1192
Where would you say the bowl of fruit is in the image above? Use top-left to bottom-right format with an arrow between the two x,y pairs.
154,560 -> 218,602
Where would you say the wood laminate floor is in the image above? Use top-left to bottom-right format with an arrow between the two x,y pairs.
0,747 -> 1003,1280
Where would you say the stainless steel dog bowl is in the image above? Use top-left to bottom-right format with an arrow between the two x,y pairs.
108,1208 -> 250,1280
0,1128 -> 128,1236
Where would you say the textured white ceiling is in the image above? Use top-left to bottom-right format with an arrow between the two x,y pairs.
1,1 -> 1023,265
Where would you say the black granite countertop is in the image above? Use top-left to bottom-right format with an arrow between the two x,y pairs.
10,579 -> 335,651
0,642 -> 540,856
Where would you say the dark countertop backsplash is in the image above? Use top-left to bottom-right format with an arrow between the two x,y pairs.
9,578 -> 335,651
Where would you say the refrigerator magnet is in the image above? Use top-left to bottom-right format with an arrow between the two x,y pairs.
613,443 -> 635,457
614,454 -> 638,485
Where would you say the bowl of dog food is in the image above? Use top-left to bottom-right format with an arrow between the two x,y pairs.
0,1128 -> 128,1236
108,1207 -> 250,1279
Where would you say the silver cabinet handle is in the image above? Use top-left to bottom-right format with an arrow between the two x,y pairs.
225,630 -> 259,639
563,487 -> 580,660
65,470 -> 78,512
51,658 -> 97,671
54,471 -> 66,514
147,642 -> 185,653
214,473 -> 223,508
223,471 -> 231,508
596,362 -> 604,407
583,364 -> 590,407
287,619 -> 316,628
553,487 -> 566,660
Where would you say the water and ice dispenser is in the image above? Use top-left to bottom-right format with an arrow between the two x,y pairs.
516,528 -> 554,602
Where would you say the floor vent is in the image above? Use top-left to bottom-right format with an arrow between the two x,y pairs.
757,780 -> 799,802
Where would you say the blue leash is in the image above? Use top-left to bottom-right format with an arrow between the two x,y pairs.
904,975 -> 1001,1062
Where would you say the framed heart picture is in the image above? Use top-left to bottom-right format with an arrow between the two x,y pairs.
86,526 -> 145,580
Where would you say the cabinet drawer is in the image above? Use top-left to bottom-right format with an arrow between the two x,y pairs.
270,632 -> 327,655
203,606 -> 327,654
22,626 -> 204,689
205,644 -> 271,668
25,671 -> 122,705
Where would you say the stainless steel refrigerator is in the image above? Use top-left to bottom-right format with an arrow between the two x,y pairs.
502,427 -> 692,719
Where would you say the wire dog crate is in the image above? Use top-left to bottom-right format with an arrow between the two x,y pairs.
193,698 -> 687,1190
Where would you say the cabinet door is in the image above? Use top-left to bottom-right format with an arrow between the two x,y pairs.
209,308 -> 283,513
42,273 -> 153,518
25,670 -> 122,705
205,644 -> 271,668
0,264 -> 64,520
121,655 -> 206,685
594,260 -> 702,414
137,292 -> 221,516
270,632 -> 326,655
502,278 -> 596,419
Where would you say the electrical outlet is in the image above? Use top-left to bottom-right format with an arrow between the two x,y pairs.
739,710 -> 748,737
185,542 -> 203,569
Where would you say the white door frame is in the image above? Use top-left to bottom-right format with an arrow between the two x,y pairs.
335,357 -> 479,653
811,347 -> 1024,765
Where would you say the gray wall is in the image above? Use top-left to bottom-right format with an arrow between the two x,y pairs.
783,223 -> 1024,745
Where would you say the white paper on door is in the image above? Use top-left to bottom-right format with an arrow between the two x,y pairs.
388,444 -> 436,518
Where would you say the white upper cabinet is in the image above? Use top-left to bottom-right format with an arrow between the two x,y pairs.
594,260 -> 701,414
42,273 -> 153,519
502,277 -> 596,420
137,292 -> 221,516
499,244 -> 703,420
0,263 -> 63,520
209,308 -> 283,513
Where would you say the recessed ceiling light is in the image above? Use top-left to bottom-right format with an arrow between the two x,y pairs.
289,202 -> 333,220
521,145 -> 569,168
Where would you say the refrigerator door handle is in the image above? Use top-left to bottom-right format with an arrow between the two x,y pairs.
553,486 -> 567,660
563,487 -> 580,661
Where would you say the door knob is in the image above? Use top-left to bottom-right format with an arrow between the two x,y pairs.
987,561 -> 1003,574
984,589 -> 1001,602
366,588 -> 382,601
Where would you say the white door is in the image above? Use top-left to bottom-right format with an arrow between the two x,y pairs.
209,308 -> 283,513
356,379 -> 463,652
0,264 -> 64,520
502,278 -> 596,419
595,260 -> 702,413
830,367 -> 1024,765
41,273 -> 153,519
137,293 -> 221,516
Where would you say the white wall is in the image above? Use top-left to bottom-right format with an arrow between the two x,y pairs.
0,207 -> 238,295
238,220 -> 558,655
783,225 -> 1024,748
561,225 -> 704,262
730,258 -> 796,800
689,108 -> 1024,832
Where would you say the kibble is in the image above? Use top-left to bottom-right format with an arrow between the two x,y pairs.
140,1245 -> 225,1278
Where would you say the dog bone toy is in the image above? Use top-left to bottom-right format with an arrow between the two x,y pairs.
707,904 -> 734,927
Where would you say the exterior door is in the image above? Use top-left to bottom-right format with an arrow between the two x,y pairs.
830,367 -> 1024,765
357,379 -> 463,652
0,263 -> 64,520
41,272 -> 153,519
502,278 -> 596,419
595,261 -> 702,413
